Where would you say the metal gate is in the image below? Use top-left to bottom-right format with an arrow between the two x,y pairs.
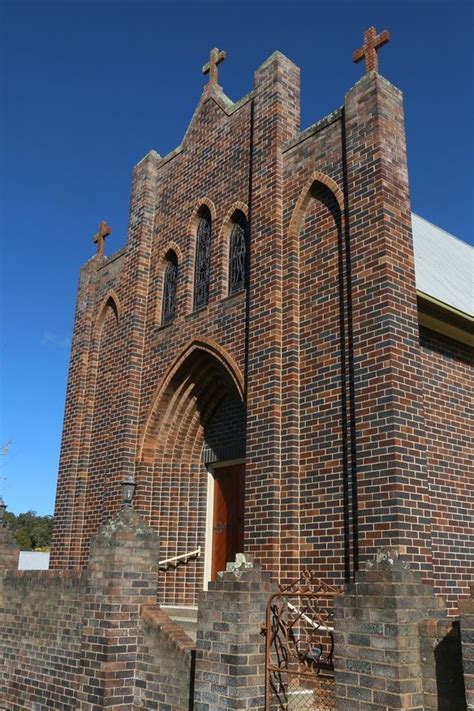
262,570 -> 342,711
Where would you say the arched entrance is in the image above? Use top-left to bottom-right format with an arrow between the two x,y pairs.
138,340 -> 246,604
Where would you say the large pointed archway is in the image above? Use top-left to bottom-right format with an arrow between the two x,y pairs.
138,340 -> 246,605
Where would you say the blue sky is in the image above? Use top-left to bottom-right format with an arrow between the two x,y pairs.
1,0 -> 472,516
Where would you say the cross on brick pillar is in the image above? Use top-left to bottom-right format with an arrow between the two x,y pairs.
353,26 -> 390,73
92,220 -> 111,257
202,47 -> 226,88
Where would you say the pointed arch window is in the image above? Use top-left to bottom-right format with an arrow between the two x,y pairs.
162,251 -> 178,325
194,207 -> 212,310
229,211 -> 248,295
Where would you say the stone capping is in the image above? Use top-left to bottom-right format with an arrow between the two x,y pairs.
96,246 -> 127,271
140,603 -> 195,659
255,49 -> 294,73
283,106 -> 343,153
345,69 -> 403,100
90,504 -> 160,547
3,568 -> 86,589
153,87 -> 254,171
333,551 -> 468,710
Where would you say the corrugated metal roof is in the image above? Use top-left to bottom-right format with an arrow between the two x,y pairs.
412,213 -> 473,316
18,551 -> 50,570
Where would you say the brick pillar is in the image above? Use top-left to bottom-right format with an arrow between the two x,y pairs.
193,556 -> 272,709
0,524 -> 20,571
334,551 -> 446,710
50,258 -> 99,569
78,506 -> 159,710
116,150 -> 160,520
460,584 -> 474,709
343,72 -> 432,573
246,51 -> 300,577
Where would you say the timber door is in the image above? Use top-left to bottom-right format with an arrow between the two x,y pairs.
211,464 -> 245,580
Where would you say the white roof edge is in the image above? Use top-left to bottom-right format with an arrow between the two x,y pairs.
411,213 -> 473,318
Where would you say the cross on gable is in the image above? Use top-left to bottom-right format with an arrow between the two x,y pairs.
202,47 -> 226,88
93,221 -> 111,257
353,26 -> 390,74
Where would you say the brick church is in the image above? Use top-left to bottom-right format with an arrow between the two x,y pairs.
50,31 -> 472,615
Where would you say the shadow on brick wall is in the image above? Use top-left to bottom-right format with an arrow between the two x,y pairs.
435,622 -> 467,710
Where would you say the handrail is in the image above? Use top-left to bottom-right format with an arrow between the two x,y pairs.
286,601 -> 333,633
159,546 -> 201,569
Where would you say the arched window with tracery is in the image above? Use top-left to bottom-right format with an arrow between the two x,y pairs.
229,211 -> 248,294
193,206 -> 212,310
162,251 -> 178,325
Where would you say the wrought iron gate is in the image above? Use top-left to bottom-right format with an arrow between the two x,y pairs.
262,570 -> 342,711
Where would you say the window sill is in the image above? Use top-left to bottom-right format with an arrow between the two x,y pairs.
220,289 -> 246,305
156,319 -> 175,332
185,306 -> 208,320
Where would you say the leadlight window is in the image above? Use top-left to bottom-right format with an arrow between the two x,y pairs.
162,252 -> 178,325
194,207 -> 212,309
229,212 -> 248,294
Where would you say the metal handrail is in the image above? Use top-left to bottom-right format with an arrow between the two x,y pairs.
286,601 -> 333,633
158,546 -> 201,569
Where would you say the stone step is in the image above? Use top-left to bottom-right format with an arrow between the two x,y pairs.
161,605 -> 198,643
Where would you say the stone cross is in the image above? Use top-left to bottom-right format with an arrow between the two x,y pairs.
353,26 -> 390,73
202,47 -> 226,88
93,221 -> 111,257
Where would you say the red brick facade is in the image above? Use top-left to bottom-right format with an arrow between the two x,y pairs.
50,53 -> 473,612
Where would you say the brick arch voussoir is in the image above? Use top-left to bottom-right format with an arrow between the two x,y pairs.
138,338 -> 244,461
172,380 -> 230,599
157,240 -> 184,266
146,358 -> 232,527
152,367 -> 225,598
168,362 -> 220,463
187,197 -> 218,234
93,289 -> 122,337
74,287 -> 122,564
288,171 -> 345,243
159,352 -> 215,455
184,389 -> 226,469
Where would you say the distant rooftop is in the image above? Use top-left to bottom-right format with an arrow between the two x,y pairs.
412,214 -> 473,317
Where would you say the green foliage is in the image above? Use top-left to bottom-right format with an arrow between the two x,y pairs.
4,510 -> 54,551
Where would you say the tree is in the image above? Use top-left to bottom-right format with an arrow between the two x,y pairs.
4,510 -> 54,550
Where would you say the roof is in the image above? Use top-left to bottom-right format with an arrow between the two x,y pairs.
18,551 -> 50,570
412,213 -> 473,317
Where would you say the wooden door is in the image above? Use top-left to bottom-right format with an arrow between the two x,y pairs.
211,464 -> 245,580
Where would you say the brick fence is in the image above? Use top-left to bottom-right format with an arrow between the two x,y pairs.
334,551 -> 468,710
1,515 -> 471,709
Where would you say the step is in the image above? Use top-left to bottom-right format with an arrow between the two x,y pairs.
161,605 -> 198,643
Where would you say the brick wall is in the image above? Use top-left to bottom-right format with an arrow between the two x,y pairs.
193,559 -> 271,709
0,570 -> 86,709
334,552 -> 468,710
135,605 -> 195,709
49,49 -> 471,616
420,327 -> 474,610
